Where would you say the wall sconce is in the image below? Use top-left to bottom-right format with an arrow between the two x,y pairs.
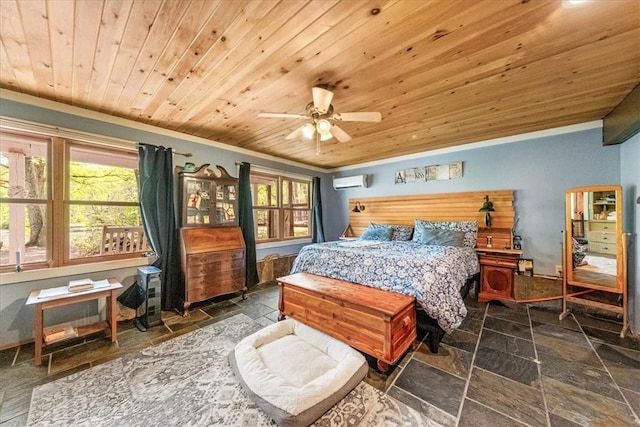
479,195 -> 495,227
352,201 -> 365,213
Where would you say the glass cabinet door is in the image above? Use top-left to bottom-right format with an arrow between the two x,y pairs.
184,178 -> 212,226
179,164 -> 239,227
216,183 -> 237,225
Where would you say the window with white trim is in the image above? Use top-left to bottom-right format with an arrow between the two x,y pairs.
250,170 -> 312,243
0,128 -> 145,273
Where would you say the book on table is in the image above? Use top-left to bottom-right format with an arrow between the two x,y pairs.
43,325 -> 78,344
67,278 -> 94,292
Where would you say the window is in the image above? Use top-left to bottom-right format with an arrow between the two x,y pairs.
0,128 -> 145,272
0,132 -> 49,269
250,171 -> 312,243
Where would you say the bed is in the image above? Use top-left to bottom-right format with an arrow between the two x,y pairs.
288,190 -> 516,354
291,240 -> 479,335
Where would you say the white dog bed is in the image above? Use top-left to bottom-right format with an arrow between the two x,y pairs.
229,318 -> 368,427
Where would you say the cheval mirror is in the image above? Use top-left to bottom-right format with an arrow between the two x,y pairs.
561,185 -> 630,337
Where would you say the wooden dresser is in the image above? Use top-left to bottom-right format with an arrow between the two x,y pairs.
179,227 -> 246,315
587,220 -> 616,254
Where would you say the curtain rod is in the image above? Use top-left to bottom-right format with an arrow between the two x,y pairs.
235,160 -> 314,181
137,143 -> 192,158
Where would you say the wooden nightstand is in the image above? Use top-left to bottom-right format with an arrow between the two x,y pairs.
476,248 -> 522,303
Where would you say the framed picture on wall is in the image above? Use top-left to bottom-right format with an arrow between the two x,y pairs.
517,259 -> 534,276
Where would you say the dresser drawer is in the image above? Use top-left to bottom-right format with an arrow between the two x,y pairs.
589,241 -> 616,255
188,250 -> 245,265
588,221 -> 615,232
588,231 -> 616,244
187,275 -> 246,301
187,269 -> 245,290
479,255 -> 518,268
186,258 -> 244,278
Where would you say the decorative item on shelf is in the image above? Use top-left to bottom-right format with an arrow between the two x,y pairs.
513,235 -> 522,250
517,259 -> 534,276
15,250 -> 22,272
183,162 -> 196,173
479,195 -> 495,228
352,201 -> 365,213
512,216 -> 521,250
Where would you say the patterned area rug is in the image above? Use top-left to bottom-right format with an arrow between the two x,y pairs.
28,314 -> 426,426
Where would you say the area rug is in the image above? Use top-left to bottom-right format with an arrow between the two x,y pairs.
514,275 -> 563,302
27,314 -> 426,426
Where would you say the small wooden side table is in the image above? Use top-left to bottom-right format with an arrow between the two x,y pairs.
25,278 -> 122,366
476,248 -> 522,303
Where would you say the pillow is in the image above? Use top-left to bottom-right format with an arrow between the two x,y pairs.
413,226 -> 466,247
360,223 -> 393,241
391,225 -> 413,241
371,223 -> 413,241
413,219 -> 478,248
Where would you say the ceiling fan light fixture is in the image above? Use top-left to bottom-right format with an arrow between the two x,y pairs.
301,123 -> 315,139
316,119 -> 332,135
320,132 -> 333,141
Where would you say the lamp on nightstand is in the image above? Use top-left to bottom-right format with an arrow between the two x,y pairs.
479,195 -> 495,228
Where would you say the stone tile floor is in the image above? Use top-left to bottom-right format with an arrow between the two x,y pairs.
1,281 -> 639,426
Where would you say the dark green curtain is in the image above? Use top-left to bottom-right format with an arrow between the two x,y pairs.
238,162 -> 259,287
138,144 -> 182,310
312,176 -> 325,243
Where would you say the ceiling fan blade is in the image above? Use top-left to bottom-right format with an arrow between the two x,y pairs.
330,124 -> 352,143
332,111 -> 381,122
312,87 -> 334,113
285,124 -> 307,139
258,112 -> 307,119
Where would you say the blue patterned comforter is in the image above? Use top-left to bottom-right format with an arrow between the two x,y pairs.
290,240 -> 480,333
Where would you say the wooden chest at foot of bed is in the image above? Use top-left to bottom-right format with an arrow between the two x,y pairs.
277,272 -> 417,372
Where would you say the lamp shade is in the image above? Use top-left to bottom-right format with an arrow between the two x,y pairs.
316,119 -> 332,135
352,201 -> 365,213
479,195 -> 495,212
301,123 -> 315,139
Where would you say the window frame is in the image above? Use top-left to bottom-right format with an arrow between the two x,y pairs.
0,127 -> 144,273
250,169 -> 313,244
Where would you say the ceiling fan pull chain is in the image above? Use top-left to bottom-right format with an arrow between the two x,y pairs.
316,132 -> 320,155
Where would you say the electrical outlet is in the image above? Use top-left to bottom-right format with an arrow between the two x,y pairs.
555,265 -> 563,276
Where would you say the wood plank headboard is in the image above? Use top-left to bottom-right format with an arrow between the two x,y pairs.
347,190 -> 515,250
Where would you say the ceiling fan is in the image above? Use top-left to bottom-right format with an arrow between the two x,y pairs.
258,87 -> 381,153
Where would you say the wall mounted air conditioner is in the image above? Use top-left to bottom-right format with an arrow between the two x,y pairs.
332,175 -> 368,190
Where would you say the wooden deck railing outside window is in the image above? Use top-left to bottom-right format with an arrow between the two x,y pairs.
101,226 -> 151,255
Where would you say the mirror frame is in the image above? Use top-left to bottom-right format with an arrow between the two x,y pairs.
564,185 -> 623,293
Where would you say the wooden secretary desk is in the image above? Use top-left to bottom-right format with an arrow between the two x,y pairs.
177,164 -> 246,315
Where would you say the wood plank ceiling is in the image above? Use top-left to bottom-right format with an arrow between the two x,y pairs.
1,0 -> 639,169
